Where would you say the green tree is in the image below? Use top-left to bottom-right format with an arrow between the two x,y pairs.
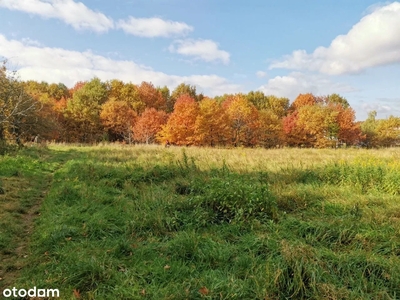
325,93 -> 350,109
170,83 -> 201,112
65,77 -> 108,142
48,83 -> 70,101
157,86 -> 171,112
360,110 -> 377,147
247,91 -> 289,118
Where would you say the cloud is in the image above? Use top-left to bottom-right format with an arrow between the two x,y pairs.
256,71 -> 267,78
361,97 -> 400,116
0,0 -> 194,38
117,17 -> 193,38
362,103 -> 391,113
361,103 -> 398,119
169,39 -> 230,64
270,2 -> 400,75
0,0 -> 114,33
0,34 -> 240,97
258,72 -> 356,100
21,37 -> 43,47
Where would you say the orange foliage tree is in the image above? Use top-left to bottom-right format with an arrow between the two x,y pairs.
157,95 -> 199,145
289,93 -> 320,112
332,104 -> 362,145
133,108 -> 168,144
284,93 -> 362,147
100,100 -> 137,143
137,82 -> 166,111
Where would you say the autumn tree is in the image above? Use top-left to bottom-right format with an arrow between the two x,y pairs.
247,91 -> 289,118
290,93 -> 319,112
214,94 -> 234,105
223,94 -> 260,147
48,83 -> 70,101
69,81 -> 86,96
20,80 -> 72,141
257,109 -> 284,148
170,83 -> 203,112
171,83 -> 198,100
107,79 -> 125,100
284,93 -> 361,147
133,108 -> 168,144
0,62 -> 42,145
106,80 -> 145,113
157,95 -> 199,145
137,81 -> 166,111
325,93 -> 350,108
334,104 -> 362,145
320,94 -> 362,146
22,80 -> 50,102
193,98 -> 230,146
296,105 -> 339,148
49,95 -> 69,141
375,116 -> 400,147
246,91 -> 288,147
266,95 -> 290,118
100,100 -> 137,143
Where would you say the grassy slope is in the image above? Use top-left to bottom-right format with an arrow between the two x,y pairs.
1,145 -> 400,299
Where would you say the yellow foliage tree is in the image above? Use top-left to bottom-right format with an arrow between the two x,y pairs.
193,98 -> 230,146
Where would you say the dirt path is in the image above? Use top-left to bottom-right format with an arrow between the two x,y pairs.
0,149 -> 72,291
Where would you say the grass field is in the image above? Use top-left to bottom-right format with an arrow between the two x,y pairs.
1,145 -> 400,299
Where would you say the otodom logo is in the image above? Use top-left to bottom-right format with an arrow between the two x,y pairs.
2,287 -> 60,298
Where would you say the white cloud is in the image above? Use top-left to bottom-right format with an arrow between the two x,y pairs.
169,39 -> 230,64
361,103 -> 397,119
0,0 -> 195,38
0,34 -> 240,97
362,103 -> 391,113
258,72 -> 356,100
21,37 -> 43,47
361,97 -> 400,117
256,71 -> 267,78
270,2 -> 400,75
0,0 -> 114,33
117,17 -> 193,38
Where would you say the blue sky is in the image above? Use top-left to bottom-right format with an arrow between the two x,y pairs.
0,0 -> 399,120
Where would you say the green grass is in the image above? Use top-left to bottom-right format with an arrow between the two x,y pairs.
1,145 -> 400,299
0,146 -> 73,290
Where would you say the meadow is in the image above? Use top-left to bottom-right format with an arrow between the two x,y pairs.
1,145 -> 400,299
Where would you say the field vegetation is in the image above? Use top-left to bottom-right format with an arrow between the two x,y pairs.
1,144 -> 400,299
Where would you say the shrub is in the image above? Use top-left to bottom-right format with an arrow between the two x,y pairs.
188,174 -> 277,224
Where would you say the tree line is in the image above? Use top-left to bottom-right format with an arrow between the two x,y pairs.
1,64 -> 399,148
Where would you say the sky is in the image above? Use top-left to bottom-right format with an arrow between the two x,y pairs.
0,0 -> 399,120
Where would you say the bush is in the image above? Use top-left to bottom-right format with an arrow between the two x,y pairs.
188,173 -> 278,224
